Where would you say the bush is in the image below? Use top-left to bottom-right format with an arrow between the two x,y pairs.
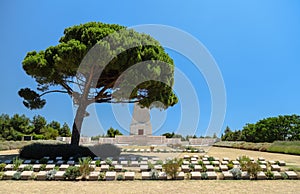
46,170 -> 57,180
0,163 -> 6,171
116,174 -> 123,181
98,172 -> 105,181
64,166 -> 81,180
227,161 -> 234,170
95,160 -> 101,167
0,172 -> 4,180
22,165 -> 33,171
265,170 -> 274,180
246,162 -> 262,180
163,158 -> 182,179
189,164 -> 195,171
105,158 -> 113,166
280,172 -> 288,180
150,170 -> 159,180
238,155 -> 251,171
20,143 -> 96,160
79,157 -> 93,179
201,172 -> 208,180
155,160 -> 164,165
229,168 -> 242,180
13,157 -> 23,170
13,171 -> 21,180
148,162 -> 154,170
109,166 -> 115,171
39,164 -> 46,171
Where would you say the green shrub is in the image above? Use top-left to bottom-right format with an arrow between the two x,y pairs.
265,170 -> 274,180
0,163 -> 6,171
39,164 -> 46,171
207,156 -> 215,161
13,157 -> 23,170
98,172 -> 105,181
280,172 -> 288,180
0,172 -> 4,180
202,165 -> 207,172
46,170 -> 57,180
64,166 -> 81,180
238,155 -> 251,171
105,158 -> 113,166
109,166 -> 115,171
22,165 -> 33,171
246,162 -> 262,180
95,160 -> 101,167
229,168 -> 242,180
227,161 -> 234,170
155,160 -> 164,165
201,172 -> 208,180
148,162 -> 154,170
189,164 -> 195,171
150,170 -> 159,180
138,157 -> 142,162
116,174 -> 123,181
162,158 -> 182,179
79,157 -> 93,179
13,171 -> 22,180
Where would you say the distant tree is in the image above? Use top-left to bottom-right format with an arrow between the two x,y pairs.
162,132 -> 175,138
213,133 -> 217,138
0,114 -> 11,140
32,115 -> 47,134
91,134 -> 105,141
10,114 -> 33,135
106,127 -> 123,137
224,126 -> 231,134
221,115 -> 300,142
41,126 -> 59,140
0,113 -> 70,141
184,135 -> 196,141
59,122 -> 72,137
48,121 -> 60,130
172,134 -> 185,141
19,21 -> 178,146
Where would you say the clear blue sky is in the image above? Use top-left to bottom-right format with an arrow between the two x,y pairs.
1,0 -> 300,137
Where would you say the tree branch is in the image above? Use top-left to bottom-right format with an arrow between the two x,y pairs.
39,90 -> 69,97
60,81 -> 73,95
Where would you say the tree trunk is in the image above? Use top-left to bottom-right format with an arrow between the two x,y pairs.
71,103 -> 87,146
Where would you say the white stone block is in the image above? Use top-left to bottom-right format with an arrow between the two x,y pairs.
105,171 -> 116,181
124,171 -> 135,180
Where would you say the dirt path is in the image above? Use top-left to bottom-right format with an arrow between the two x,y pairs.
0,180 -> 299,194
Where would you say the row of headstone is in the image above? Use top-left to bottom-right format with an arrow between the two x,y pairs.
2,170 -> 298,180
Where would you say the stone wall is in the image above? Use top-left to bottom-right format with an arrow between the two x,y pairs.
188,138 -> 217,146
